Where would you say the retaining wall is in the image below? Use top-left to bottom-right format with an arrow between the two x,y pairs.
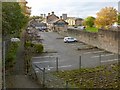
58,28 -> 120,54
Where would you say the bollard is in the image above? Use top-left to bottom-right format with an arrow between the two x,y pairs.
56,57 -> 58,72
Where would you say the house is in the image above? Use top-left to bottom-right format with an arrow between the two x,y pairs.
53,16 -> 68,32
46,12 -> 59,30
65,17 -> 76,26
75,18 -> 83,26
35,23 -> 47,30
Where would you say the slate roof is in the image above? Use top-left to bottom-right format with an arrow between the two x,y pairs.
53,19 -> 68,25
35,23 -> 47,27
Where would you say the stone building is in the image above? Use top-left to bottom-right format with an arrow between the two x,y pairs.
53,16 -> 68,32
65,17 -> 76,26
46,12 -> 59,30
75,18 -> 83,26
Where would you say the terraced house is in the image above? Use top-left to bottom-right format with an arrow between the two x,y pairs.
53,16 -> 68,32
65,17 -> 76,26
46,12 -> 59,30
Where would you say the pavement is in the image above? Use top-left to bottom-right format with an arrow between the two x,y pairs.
32,31 -> 118,72
6,30 -> 41,88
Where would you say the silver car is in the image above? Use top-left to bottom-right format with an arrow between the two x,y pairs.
64,37 -> 77,43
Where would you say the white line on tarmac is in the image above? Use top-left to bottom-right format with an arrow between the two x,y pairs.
59,65 -> 72,68
32,56 -> 59,59
46,65 -> 72,69
33,60 -> 56,63
35,65 -> 72,71
83,51 -> 105,54
101,59 -> 118,63
91,54 -> 115,58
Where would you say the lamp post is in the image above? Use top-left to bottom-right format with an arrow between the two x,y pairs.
3,41 -> 6,90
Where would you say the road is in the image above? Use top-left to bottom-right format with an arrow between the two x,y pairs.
32,31 -> 118,72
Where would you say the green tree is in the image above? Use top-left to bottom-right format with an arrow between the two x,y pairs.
2,2 -> 29,70
2,2 -> 29,37
83,16 -> 95,27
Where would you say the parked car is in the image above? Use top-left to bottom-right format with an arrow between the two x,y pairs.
64,37 -> 77,43
11,38 -> 20,42
74,26 -> 78,28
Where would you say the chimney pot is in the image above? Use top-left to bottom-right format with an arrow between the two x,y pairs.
60,16 -> 62,19
48,13 -> 50,16
52,11 -> 54,14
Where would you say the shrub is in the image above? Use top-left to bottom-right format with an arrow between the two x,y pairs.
25,41 -> 34,48
34,43 -> 44,53
5,42 -> 19,69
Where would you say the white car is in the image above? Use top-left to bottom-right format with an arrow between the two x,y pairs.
11,38 -> 20,42
64,37 -> 77,43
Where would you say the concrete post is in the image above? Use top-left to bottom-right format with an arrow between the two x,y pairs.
79,56 -> 81,69
99,54 -> 101,66
43,68 -> 45,87
56,57 -> 58,72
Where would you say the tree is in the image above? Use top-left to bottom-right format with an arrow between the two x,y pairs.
95,7 -> 117,29
2,2 -> 29,37
83,16 -> 95,27
2,2 -> 29,70
118,13 -> 120,25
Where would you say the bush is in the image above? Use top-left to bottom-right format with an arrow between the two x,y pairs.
34,43 -> 44,53
25,41 -> 34,48
5,42 -> 19,69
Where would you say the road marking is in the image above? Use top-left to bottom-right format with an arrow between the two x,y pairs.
101,59 -> 118,63
59,65 -> 72,68
47,65 -> 72,69
34,65 -> 72,71
32,56 -> 57,58
33,60 -> 56,63
91,54 -> 115,58
83,51 -> 105,54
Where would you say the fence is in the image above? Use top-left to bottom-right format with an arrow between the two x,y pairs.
30,61 -> 72,88
29,52 -> 118,88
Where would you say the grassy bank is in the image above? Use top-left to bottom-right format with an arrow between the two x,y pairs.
53,63 -> 119,88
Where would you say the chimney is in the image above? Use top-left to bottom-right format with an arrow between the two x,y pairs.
60,16 -> 62,19
51,11 -> 54,15
48,13 -> 50,16
40,14 -> 43,17
44,14 -> 46,18
62,14 -> 67,20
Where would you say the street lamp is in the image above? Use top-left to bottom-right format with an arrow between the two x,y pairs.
3,41 -> 6,90
3,38 -> 20,89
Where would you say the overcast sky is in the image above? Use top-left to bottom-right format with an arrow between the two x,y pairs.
26,0 -> 118,18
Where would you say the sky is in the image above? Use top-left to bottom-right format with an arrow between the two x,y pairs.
26,0 -> 119,18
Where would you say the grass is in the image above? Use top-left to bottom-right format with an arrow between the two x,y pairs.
85,27 -> 98,32
53,63 -> 119,88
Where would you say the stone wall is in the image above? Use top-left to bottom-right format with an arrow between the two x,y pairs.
58,28 -> 119,54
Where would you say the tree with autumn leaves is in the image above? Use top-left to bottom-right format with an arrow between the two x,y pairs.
95,7 -> 117,29
118,13 -> 120,25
